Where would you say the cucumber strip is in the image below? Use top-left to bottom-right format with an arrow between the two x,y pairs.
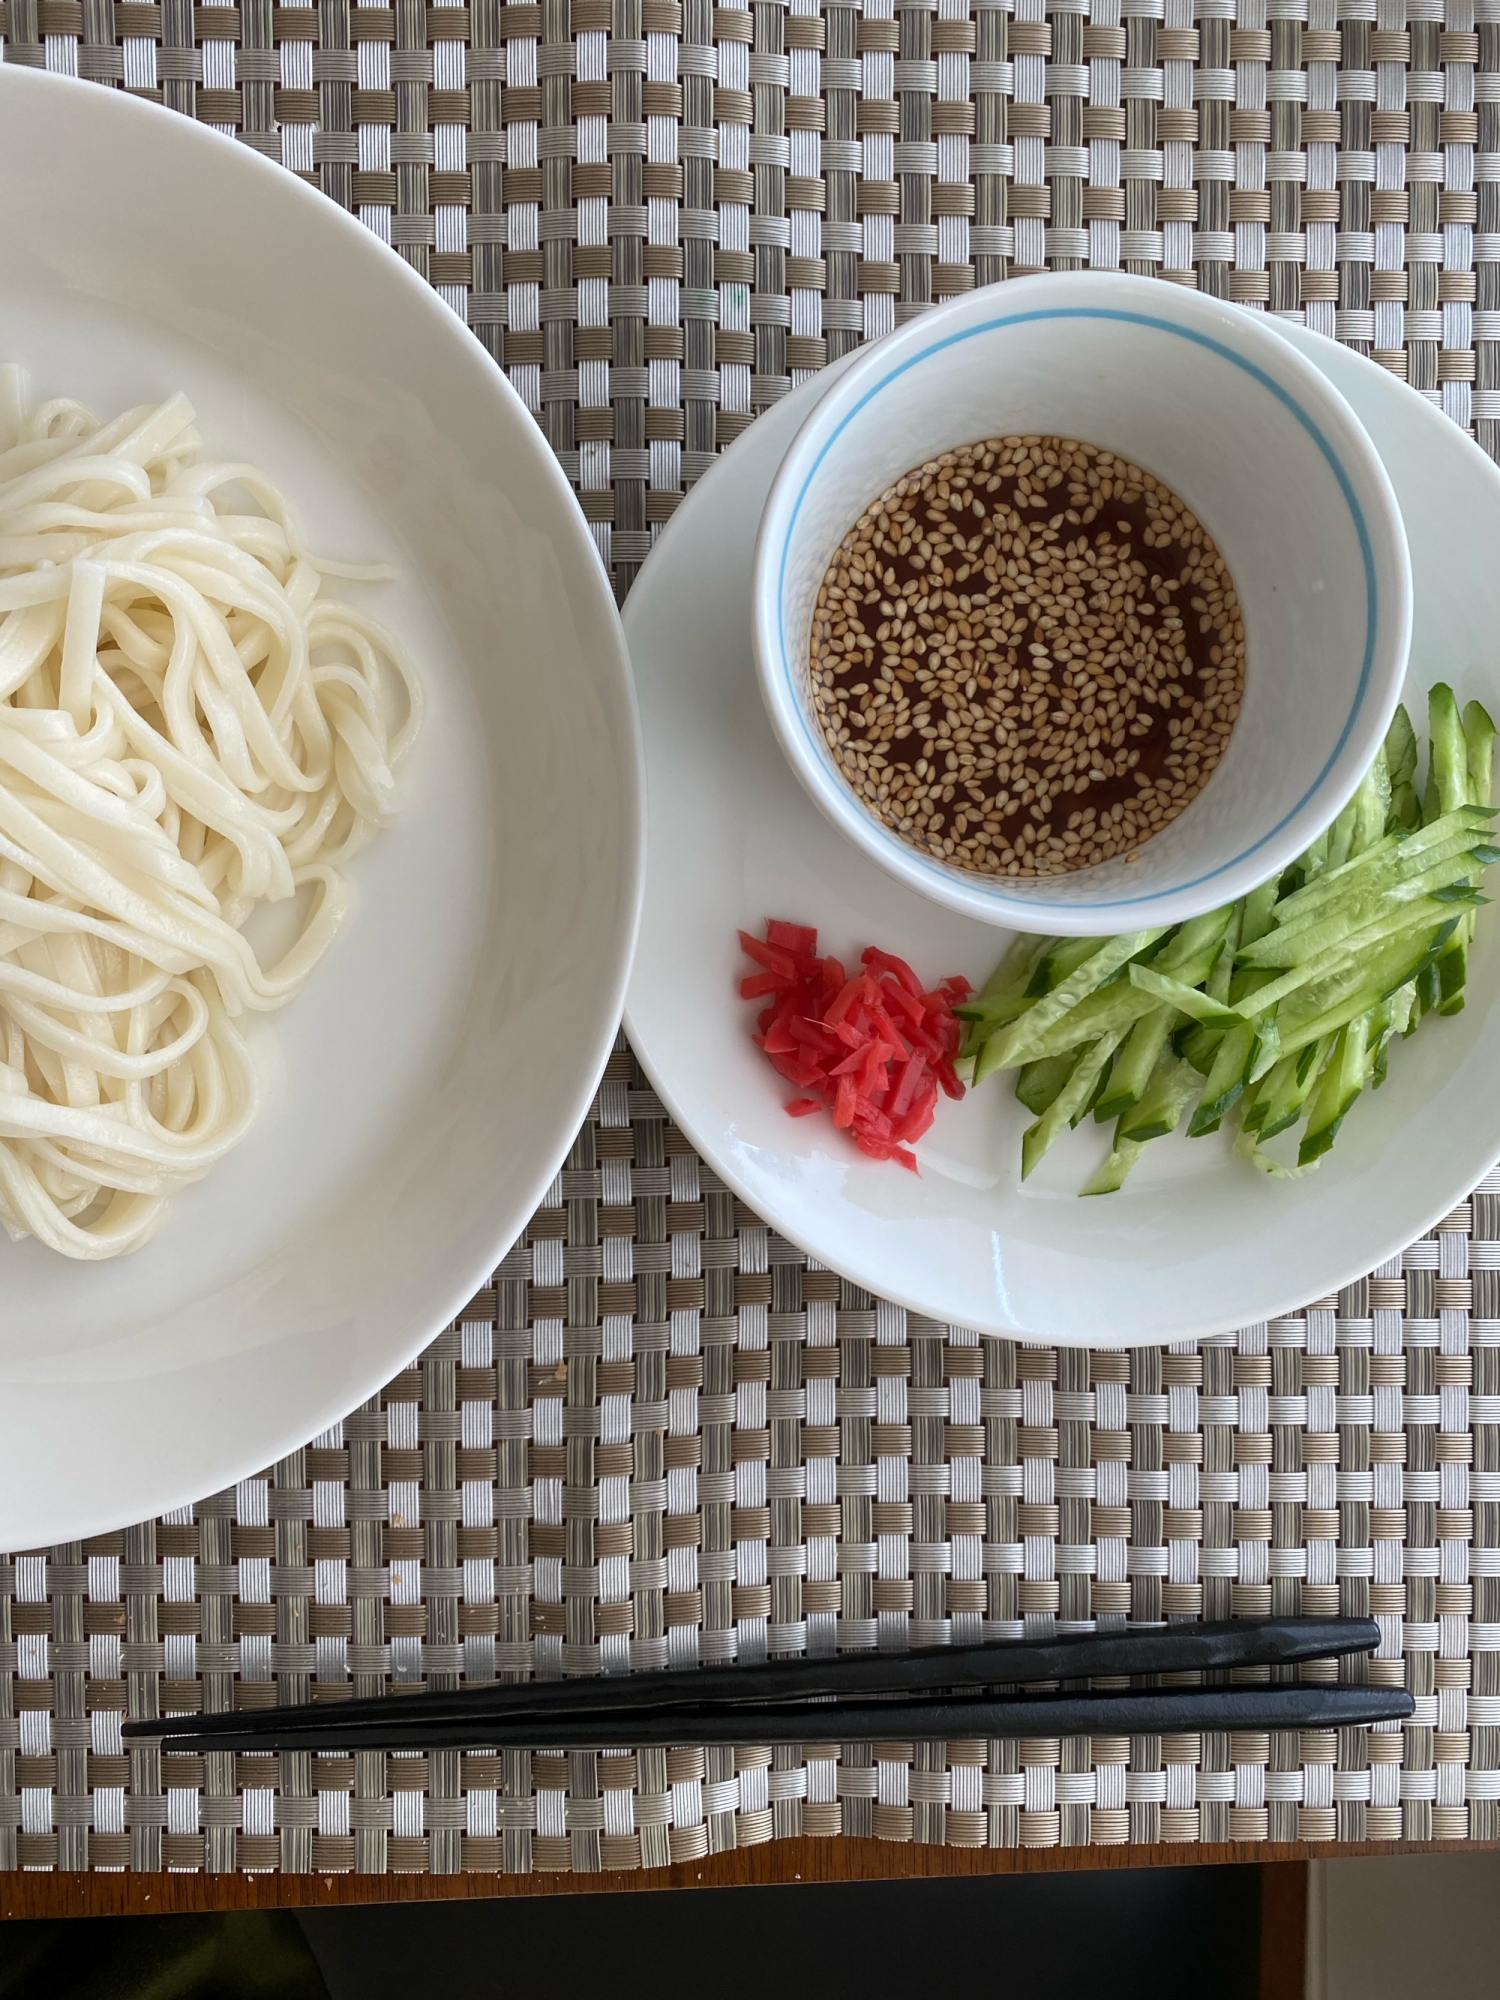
974,927 -> 1168,1077
1428,683 -> 1468,821
1026,935 -> 1108,998
1299,827 -> 1330,882
1362,997 -> 1394,1089
1238,1058 -> 1286,1137
985,933 -> 1053,999
1259,835 -> 1473,953
1278,918 -> 1457,1027
1390,777 -> 1422,833
1180,1021 -> 1227,1076
1206,903 -> 1244,1005
1378,982 -> 1417,1074
1298,1013 -> 1371,1164
1076,1059 -> 1115,1127
1237,844 -> 1490,968
1082,1137 -> 1144,1196
1239,877 -> 1283,950
995,930 -> 1234,1072
1015,1050 -> 1082,1116
1385,703 -> 1418,792
1116,1051 -> 1203,1144
954,934 -> 1054,1023
1433,702 -> 1499,1017
1350,744 -> 1392,856
1152,904 -> 1235,977
1020,1033 -> 1124,1181
1233,1125 -> 1321,1181
1233,893 -> 1472,1016
1253,1037 -> 1331,1140
1318,750 -> 1388,870
1247,823 -> 1486,949
980,983 -> 1157,1074
1187,1020 -> 1258,1135
1127,962 -> 1241,1023
1267,923 -> 1459,1064
1261,807 -> 1489,931
1386,703 -> 1421,832
1095,1005 -> 1175,1123
1437,943 -> 1468,1015
1325,791 -> 1361,871
1246,1014 -> 1282,1085
1466,699 -> 1496,809
957,988 -> 1033,1055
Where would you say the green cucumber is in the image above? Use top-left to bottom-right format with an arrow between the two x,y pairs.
973,927 -> 1168,1078
1115,1051 -> 1203,1144
1298,1014 -> 1371,1164
1187,1020 -> 1258,1136
1386,703 -> 1421,832
1232,892 -> 1473,1017
1241,851 -> 1490,972
1251,1036 -> 1330,1141
1206,902 -> 1244,1005
1020,1033 -> 1124,1181
1179,1021 -> 1227,1076
1095,1005 -> 1176,1123
1082,1137 -> 1144,1196
1026,935 -> 1108,998
1014,1051 -> 1082,1116
1127,962 -> 1240,1023
1239,877 -> 1283,950
1350,743 -> 1392,856
1466,699 -> 1496,810
1259,807 -> 1489,934
1426,683 -> 1468,823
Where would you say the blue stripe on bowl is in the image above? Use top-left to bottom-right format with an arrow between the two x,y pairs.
774,306 -> 1382,913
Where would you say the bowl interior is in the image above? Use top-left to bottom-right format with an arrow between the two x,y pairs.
765,292 -> 1402,921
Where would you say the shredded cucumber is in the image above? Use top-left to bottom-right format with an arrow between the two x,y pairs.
965,696 -> 1496,1195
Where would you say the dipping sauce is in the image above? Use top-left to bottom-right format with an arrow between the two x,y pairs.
809,434 -> 1246,877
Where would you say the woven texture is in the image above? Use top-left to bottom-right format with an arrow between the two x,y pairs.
3,0 -> 1498,600
4,6 -> 1500,1875
3,1041 -> 1500,1873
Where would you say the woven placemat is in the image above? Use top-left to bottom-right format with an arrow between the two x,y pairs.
3,6 -> 1499,1876
3,0 -> 1496,602
1,1042 -> 1497,1873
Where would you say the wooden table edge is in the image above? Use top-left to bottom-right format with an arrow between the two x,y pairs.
1,1837 -> 1489,1919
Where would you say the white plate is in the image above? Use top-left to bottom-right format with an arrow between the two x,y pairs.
0,70 -> 643,1545
624,319 -> 1500,1346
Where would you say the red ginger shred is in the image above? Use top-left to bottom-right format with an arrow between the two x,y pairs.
737,922 -> 970,1172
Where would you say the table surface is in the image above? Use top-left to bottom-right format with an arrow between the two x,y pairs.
5,0 -> 1500,1903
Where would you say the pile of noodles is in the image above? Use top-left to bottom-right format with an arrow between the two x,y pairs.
0,366 -> 422,1258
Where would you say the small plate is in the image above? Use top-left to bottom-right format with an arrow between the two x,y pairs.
624,321 -> 1500,1345
0,71 -> 643,1544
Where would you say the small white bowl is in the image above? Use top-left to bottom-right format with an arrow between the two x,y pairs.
752,271 -> 1413,935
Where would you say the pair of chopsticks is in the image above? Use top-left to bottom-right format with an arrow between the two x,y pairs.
123,1617 -> 1411,1754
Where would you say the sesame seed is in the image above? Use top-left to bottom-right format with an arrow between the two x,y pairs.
809,435 -> 1246,878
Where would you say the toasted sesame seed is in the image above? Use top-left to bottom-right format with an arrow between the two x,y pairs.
809,435 -> 1245,878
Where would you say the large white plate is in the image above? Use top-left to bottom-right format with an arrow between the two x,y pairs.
624,320 -> 1500,1345
0,70 -> 644,1545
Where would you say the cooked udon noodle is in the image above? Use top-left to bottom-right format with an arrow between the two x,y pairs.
0,367 -> 422,1259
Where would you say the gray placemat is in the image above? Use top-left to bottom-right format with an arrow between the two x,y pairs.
2,8 -> 1497,1876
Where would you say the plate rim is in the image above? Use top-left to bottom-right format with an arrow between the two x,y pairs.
623,325 -> 1500,1345
0,66 -> 647,1541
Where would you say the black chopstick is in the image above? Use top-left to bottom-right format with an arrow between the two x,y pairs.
124,1617 -> 1381,1750
123,1683 -> 1412,1755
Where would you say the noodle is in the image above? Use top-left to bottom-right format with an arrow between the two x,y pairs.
0,366 -> 422,1259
